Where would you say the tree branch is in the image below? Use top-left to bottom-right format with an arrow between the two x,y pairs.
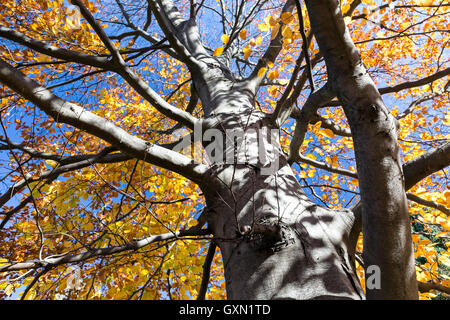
0,151 -> 129,208
246,0 -> 296,91
295,153 -> 358,179
407,192 -> 450,216
0,57 -> 208,184
71,0 -> 124,64
403,142 -> 450,190
287,83 -> 335,163
379,67 -> 450,94
0,26 -> 112,70
196,241 -> 216,300
0,228 -> 211,272
418,281 -> 450,295
294,0 -> 315,91
147,0 -> 200,67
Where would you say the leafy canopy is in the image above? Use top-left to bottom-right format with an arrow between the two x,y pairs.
0,0 -> 448,300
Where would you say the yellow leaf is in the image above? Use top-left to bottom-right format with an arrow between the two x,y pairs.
243,46 -> 251,59
267,61 -> 274,68
320,128 -> 335,138
440,216 -> 450,231
282,25 -> 293,39
45,159 -> 58,167
376,30 -> 384,38
416,187 -> 427,195
361,0 -> 373,5
258,67 -> 268,78
443,114 -> 450,126
258,23 -> 269,32
213,47 -> 224,56
417,0 -> 434,6
221,34 -> 230,44
444,190 -> 450,207
331,155 -> 338,165
256,35 -> 263,45
4,284 -> 15,297
268,69 -> 279,80
435,232 -> 448,238
344,16 -> 352,25
84,222 -> 94,230
37,0 -> 48,10
268,85 -> 278,97
313,121 -> 322,130
342,4 -> 350,13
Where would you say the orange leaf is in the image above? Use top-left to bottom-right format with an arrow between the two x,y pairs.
213,47 -> 224,56
239,29 -> 247,40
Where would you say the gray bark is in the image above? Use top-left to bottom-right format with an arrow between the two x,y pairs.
2,0 -> 449,300
303,0 -> 418,299
192,80 -> 364,299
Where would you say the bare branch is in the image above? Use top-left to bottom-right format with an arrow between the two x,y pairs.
294,0 -> 315,91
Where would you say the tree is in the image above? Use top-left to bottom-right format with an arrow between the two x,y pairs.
0,0 -> 448,300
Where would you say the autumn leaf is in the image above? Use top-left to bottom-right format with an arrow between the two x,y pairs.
242,45 -> 251,59
258,67 -> 268,78
268,69 -> 279,80
319,128 -> 335,138
239,29 -> 247,40
0,0 -> 448,302
213,46 -> 224,56
221,34 -> 230,44
281,12 -> 294,25
258,23 -> 269,32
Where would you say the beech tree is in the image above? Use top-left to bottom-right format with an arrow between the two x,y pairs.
0,0 -> 449,300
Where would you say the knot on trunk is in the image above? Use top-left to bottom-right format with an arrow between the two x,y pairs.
240,217 -> 297,254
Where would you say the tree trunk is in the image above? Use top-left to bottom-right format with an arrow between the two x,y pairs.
205,164 -> 364,299
194,84 -> 364,299
303,0 -> 418,299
